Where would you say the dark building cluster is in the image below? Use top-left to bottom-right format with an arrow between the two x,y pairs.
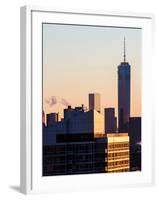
42,38 -> 141,176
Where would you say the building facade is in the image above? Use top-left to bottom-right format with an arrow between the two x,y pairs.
43,132 -> 130,176
106,133 -> 130,172
43,135 -> 107,176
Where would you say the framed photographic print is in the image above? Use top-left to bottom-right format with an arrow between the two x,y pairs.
20,6 -> 154,194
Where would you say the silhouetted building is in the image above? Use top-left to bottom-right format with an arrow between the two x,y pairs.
118,38 -> 131,132
129,143 -> 141,171
129,117 -> 141,171
104,108 -> 117,133
64,105 -> 84,120
43,106 -> 105,175
43,102 -> 130,176
44,105 -> 104,144
43,135 -> 107,176
129,117 -> 141,146
89,93 -> 101,113
43,121 -> 67,145
46,112 -> 59,127
43,132 -> 130,176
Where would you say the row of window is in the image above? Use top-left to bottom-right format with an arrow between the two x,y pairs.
107,160 -> 129,167
45,163 -> 96,171
44,144 -> 95,153
108,151 -> 129,158
108,168 -> 129,173
44,155 -> 95,164
44,144 -> 129,155
108,143 -> 129,149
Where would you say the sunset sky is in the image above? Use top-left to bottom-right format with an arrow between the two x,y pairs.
43,23 -> 141,118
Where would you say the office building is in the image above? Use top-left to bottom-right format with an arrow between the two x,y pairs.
43,132 -> 130,175
104,108 -> 117,133
118,38 -> 131,132
89,93 -> 101,113
43,136 -> 96,176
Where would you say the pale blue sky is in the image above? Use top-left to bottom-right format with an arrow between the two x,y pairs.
43,23 -> 141,117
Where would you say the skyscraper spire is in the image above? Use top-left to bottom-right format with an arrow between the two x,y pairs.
124,37 -> 126,62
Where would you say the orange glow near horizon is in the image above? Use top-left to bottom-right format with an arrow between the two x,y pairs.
42,24 -> 141,118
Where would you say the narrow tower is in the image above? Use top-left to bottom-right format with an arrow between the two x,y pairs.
118,38 -> 131,132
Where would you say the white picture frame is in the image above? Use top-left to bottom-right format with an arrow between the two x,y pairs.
20,6 -> 154,194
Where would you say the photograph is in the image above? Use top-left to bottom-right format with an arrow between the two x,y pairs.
42,23 -> 142,176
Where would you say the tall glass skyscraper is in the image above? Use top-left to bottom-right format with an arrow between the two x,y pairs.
118,38 -> 131,132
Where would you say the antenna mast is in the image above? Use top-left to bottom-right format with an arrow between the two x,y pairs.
124,37 -> 126,62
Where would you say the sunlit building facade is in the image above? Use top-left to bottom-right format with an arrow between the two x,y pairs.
107,133 -> 130,172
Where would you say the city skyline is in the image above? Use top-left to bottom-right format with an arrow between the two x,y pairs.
42,24 -> 142,175
43,23 -> 141,118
